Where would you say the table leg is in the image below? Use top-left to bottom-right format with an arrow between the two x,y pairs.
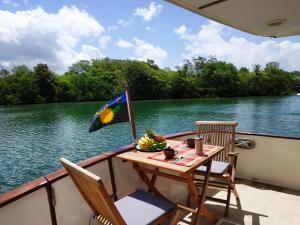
188,160 -> 217,224
132,160 -> 217,224
148,168 -> 159,193
133,163 -> 167,200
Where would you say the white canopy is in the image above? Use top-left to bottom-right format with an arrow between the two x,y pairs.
167,0 -> 300,37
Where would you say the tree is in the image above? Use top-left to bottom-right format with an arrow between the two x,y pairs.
68,60 -> 91,75
0,57 -> 297,105
0,65 -> 9,77
34,63 -> 56,102
124,61 -> 166,100
264,68 -> 293,95
290,71 -> 300,92
252,64 -> 262,75
12,65 -> 37,104
239,67 -> 249,73
200,61 -> 240,97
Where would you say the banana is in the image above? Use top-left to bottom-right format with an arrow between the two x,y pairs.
138,135 -> 154,150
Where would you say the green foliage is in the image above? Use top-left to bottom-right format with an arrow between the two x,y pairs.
124,61 -> 169,100
34,63 -> 56,102
0,65 -> 10,77
0,57 -> 297,105
290,71 -> 300,92
68,60 -> 90,75
200,60 -> 240,97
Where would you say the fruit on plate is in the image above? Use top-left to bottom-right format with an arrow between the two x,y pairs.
146,129 -> 166,142
137,129 -> 167,151
138,136 -> 154,150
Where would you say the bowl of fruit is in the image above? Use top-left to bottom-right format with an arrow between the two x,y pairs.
136,129 -> 169,152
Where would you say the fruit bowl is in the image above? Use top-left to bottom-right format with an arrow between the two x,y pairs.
136,143 -> 169,152
136,129 -> 167,152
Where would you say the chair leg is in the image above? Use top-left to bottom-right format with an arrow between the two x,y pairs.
186,193 -> 191,207
170,210 -> 182,225
225,184 -> 232,217
231,183 -> 239,199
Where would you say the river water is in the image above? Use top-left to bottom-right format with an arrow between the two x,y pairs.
0,96 -> 299,193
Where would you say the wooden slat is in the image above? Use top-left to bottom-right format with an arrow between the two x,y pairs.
60,158 -> 126,225
197,121 -> 237,163
196,121 -> 238,126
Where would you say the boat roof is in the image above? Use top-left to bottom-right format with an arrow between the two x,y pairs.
167,0 -> 300,37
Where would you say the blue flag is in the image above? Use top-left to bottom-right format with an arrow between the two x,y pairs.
89,92 -> 130,132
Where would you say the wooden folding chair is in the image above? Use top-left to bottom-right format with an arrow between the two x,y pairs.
60,158 -> 182,225
192,121 -> 239,217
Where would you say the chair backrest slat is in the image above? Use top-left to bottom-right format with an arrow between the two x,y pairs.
60,158 -> 126,225
196,121 -> 237,162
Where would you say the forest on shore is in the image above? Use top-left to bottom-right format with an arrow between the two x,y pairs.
0,56 -> 299,105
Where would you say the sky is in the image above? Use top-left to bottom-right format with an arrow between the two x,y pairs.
0,0 -> 300,74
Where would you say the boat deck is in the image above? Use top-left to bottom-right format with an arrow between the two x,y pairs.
179,179 -> 300,225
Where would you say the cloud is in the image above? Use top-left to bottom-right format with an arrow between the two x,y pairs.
99,35 -> 111,48
75,45 -> 105,61
0,6 -> 106,73
134,2 -> 162,21
107,25 -> 118,32
116,39 -> 133,48
132,38 -> 167,65
174,21 -> 300,71
117,19 -> 132,27
146,26 -> 154,32
116,37 -> 167,65
2,0 -> 20,7
174,25 -> 187,36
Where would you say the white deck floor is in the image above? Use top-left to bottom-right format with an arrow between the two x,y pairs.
179,180 -> 300,225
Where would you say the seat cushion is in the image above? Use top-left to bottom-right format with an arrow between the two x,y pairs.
115,190 -> 175,225
195,161 -> 230,175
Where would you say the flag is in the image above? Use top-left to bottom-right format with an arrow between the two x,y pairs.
89,92 -> 130,133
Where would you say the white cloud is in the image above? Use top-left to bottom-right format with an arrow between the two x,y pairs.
132,38 -> 167,65
146,26 -> 154,32
116,39 -> 133,48
2,0 -> 20,7
117,19 -> 132,27
75,45 -> 105,61
99,35 -> 111,48
0,6 -> 106,73
134,2 -> 162,21
174,24 -> 187,36
116,37 -> 167,65
107,25 -> 118,32
174,21 -> 300,71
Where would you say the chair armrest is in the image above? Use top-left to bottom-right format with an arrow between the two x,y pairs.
227,152 -> 238,181
177,204 -> 197,214
228,152 -> 238,166
228,152 -> 239,157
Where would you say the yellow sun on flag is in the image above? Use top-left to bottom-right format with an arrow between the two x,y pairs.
98,107 -> 114,124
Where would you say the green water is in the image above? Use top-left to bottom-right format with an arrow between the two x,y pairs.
0,96 -> 300,193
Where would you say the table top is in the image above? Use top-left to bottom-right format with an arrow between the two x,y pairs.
116,140 -> 224,174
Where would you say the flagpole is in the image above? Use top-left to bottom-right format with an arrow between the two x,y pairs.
125,86 -> 137,142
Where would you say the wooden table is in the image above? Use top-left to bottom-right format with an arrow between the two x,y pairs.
116,140 -> 224,225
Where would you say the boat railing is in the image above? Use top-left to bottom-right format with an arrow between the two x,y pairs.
1,131 -> 300,225
1,130 -> 300,208
0,131 -> 195,207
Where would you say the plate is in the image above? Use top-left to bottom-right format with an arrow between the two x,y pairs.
136,144 -> 170,152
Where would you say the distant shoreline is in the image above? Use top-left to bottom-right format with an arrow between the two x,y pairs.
1,57 -> 299,106
0,94 -> 297,107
